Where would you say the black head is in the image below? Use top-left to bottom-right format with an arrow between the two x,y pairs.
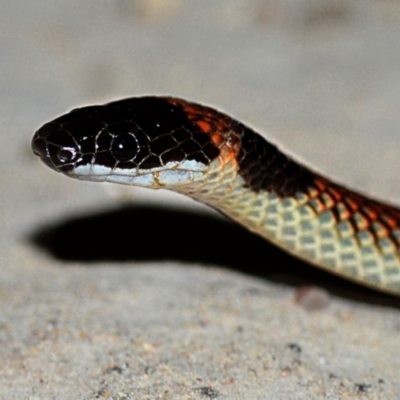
31,97 -> 220,178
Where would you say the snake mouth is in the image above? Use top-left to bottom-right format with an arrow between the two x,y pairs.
67,160 -> 208,188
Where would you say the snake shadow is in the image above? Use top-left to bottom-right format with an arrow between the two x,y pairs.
29,205 -> 400,307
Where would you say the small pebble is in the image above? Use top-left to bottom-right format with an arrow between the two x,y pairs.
294,286 -> 331,311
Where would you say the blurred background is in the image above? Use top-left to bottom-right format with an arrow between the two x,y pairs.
5,0 -> 400,195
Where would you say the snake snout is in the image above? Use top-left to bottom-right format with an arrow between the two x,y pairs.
32,122 -> 82,174
31,134 -> 46,159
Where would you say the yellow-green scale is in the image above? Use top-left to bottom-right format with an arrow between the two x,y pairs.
179,158 -> 400,295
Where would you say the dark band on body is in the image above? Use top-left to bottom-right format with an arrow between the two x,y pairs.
167,98 -> 317,198
234,121 -> 400,250
234,122 -> 316,197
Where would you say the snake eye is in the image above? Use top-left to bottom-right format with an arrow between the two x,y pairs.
112,133 -> 138,161
57,147 -> 78,164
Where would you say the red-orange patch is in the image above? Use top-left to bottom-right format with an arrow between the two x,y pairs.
314,179 -> 327,191
196,120 -> 212,133
321,193 -> 335,209
381,214 -> 398,229
312,198 -> 326,214
211,133 -> 224,146
354,213 -> 369,230
327,187 -> 342,201
219,149 -> 237,166
345,197 -> 359,212
362,206 -> 378,220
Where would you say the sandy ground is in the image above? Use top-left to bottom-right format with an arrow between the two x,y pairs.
1,1 -> 400,399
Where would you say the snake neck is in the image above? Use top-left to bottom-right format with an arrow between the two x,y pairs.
175,155 -> 400,296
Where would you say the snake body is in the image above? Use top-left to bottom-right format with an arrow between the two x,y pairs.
32,96 -> 400,295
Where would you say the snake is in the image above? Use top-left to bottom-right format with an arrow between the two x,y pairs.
31,96 -> 400,296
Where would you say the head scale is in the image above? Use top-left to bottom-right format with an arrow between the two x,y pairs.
31,97 -> 228,187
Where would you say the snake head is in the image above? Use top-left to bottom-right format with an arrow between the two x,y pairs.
31,97 -> 230,189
